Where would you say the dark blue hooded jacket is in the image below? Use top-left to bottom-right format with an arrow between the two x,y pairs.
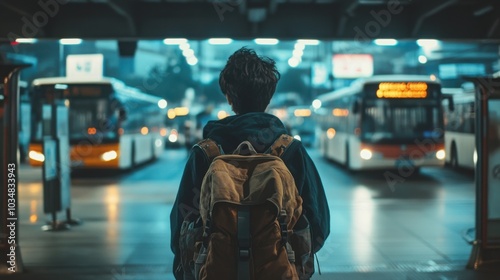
170,112 -> 330,278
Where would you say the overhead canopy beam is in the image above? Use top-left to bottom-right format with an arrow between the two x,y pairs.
107,0 -> 137,36
336,0 -> 359,36
411,0 -> 459,37
0,1 -> 499,40
0,0 -> 47,37
488,18 -> 500,38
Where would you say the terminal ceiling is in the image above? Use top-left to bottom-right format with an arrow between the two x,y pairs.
0,0 -> 500,41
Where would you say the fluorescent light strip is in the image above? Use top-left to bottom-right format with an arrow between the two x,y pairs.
374,39 -> 398,46
208,38 -> 233,45
59,38 -> 82,45
294,43 -> 305,51
254,38 -> 279,45
297,39 -> 319,45
163,38 -> 188,45
293,49 -> 304,57
179,43 -> 190,50
187,57 -> 198,66
182,49 -> 194,57
288,57 -> 300,68
16,38 -> 38,44
416,39 -> 439,48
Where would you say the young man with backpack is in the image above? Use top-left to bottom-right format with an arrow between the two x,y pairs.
170,47 -> 330,279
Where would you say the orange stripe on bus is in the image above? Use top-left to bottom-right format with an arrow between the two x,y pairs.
360,143 -> 444,159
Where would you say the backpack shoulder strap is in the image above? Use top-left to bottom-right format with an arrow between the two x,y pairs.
266,134 -> 295,157
195,138 -> 222,162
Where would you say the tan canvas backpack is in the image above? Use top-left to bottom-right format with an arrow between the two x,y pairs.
179,134 -> 314,280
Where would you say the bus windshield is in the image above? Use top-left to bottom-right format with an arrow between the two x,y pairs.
69,98 -> 118,142
31,84 -> 118,143
362,100 -> 442,143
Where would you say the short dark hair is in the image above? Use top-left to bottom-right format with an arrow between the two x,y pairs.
219,47 -> 281,114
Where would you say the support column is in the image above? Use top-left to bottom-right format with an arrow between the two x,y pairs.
0,64 -> 30,274
467,76 -> 500,270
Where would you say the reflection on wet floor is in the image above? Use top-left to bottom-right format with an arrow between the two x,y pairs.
7,149 -> 498,279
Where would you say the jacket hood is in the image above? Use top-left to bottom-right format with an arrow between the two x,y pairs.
203,112 -> 288,154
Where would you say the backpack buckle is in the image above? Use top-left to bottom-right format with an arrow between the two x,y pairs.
279,210 -> 288,246
239,248 -> 250,261
202,218 -> 211,248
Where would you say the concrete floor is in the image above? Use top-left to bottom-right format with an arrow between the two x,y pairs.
2,148 -> 500,279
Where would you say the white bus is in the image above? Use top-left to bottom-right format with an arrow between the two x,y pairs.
442,88 -> 476,169
28,77 -> 167,170
314,75 -> 446,171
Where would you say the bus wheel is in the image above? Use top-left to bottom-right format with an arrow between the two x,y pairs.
450,144 -> 459,169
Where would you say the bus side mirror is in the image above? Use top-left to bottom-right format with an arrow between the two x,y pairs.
352,99 -> 361,114
118,108 -> 127,121
446,96 -> 455,111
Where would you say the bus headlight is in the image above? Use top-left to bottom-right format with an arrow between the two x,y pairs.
168,134 -> 178,143
360,149 -> 373,160
29,151 -> 45,162
101,150 -> 118,161
436,149 -> 445,160
155,139 -> 163,147
327,128 -> 336,139
473,149 -> 478,165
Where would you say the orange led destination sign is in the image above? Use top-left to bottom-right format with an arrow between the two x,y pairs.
332,108 -> 349,117
376,82 -> 428,98
56,86 -> 103,97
